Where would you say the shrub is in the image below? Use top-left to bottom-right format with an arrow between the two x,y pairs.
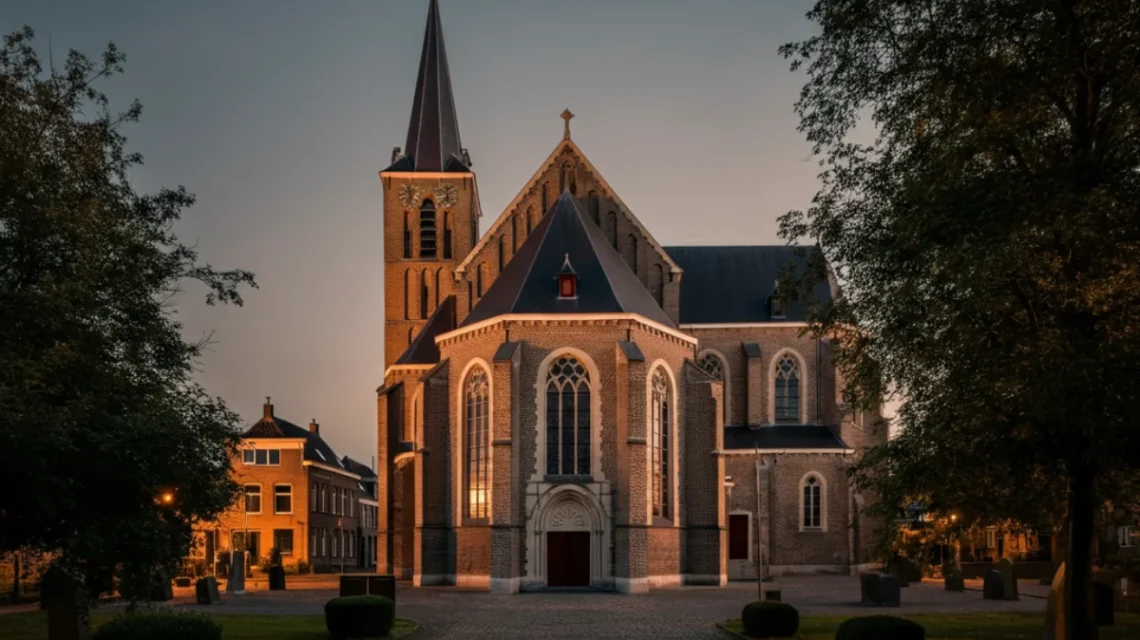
325,595 -> 395,639
741,601 -> 800,638
92,611 -> 222,640
835,615 -> 925,640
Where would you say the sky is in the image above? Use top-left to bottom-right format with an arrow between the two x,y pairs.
1,0 -> 828,463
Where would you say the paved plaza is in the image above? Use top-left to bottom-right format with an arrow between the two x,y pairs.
171,576 -> 1048,639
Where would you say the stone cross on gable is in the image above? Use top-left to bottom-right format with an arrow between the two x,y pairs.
561,109 -> 574,140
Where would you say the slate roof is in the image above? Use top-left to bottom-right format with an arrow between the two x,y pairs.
463,191 -> 674,327
242,407 -> 348,470
384,0 -> 468,173
396,295 -> 456,365
723,425 -> 850,451
664,246 -> 832,324
341,456 -> 377,480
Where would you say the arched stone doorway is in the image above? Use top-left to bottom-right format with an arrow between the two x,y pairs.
525,485 -> 610,588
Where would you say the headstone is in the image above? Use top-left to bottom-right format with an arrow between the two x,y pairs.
195,577 -> 221,604
997,558 -> 1019,601
879,574 -> 901,607
983,569 -> 1005,600
41,568 -> 88,640
764,589 -> 781,602
226,551 -> 245,594
887,559 -> 911,587
944,566 -> 965,592
1044,562 -> 1065,640
174,577 -> 191,588
1091,581 -> 1114,627
860,573 -> 882,605
905,558 -> 923,583
340,575 -> 368,597
368,575 -> 396,603
268,566 -> 286,591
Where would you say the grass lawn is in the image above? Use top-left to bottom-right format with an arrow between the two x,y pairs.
721,611 -> 1140,639
0,611 -> 418,640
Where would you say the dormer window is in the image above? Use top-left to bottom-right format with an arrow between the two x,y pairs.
769,281 -> 785,319
557,253 -> 577,299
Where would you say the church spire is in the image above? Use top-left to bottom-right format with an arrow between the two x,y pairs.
403,0 -> 468,172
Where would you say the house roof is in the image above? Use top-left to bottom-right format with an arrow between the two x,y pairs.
664,245 -> 832,324
723,425 -> 850,451
396,295 -> 456,365
341,456 -> 377,480
242,403 -> 346,470
384,0 -> 468,173
462,191 -> 674,327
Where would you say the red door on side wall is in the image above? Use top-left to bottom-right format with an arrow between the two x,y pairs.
547,532 -> 591,587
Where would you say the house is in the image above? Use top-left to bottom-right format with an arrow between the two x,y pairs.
342,456 -> 380,570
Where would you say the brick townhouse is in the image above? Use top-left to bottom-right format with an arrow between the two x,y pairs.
373,1 -> 887,594
192,399 -> 366,574
342,456 -> 380,570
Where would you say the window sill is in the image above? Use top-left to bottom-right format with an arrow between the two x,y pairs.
543,474 -> 595,484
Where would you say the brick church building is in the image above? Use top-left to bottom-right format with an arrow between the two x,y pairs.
376,0 -> 885,594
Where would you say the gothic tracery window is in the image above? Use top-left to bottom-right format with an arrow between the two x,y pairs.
802,475 -> 822,529
650,368 -> 670,518
464,367 -> 490,519
698,352 -> 728,425
545,355 -> 591,477
774,354 -> 800,423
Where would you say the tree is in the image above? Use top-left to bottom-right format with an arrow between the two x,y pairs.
0,26 -> 256,615
778,2 -> 1140,638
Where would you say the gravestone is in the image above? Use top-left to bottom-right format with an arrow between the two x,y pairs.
879,574 -> 901,606
983,569 -> 1005,600
944,566 -> 965,592
905,558 -> 923,583
226,551 -> 245,594
195,577 -> 221,604
764,589 -> 782,602
268,565 -> 286,591
997,558 -> 1019,601
887,559 -> 911,587
1091,581 -> 1114,627
368,575 -> 397,603
860,573 -> 882,605
340,575 -> 368,597
41,567 -> 89,640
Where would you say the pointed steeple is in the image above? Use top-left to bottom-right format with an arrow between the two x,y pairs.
402,0 -> 468,173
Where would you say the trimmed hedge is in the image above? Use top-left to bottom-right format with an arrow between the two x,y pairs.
835,615 -> 925,640
325,595 -> 395,639
741,601 -> 800,638
92,611 -> 221,640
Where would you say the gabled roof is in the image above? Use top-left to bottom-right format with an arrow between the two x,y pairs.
462,191 -> 674,327
664,246 -> 832,324
385,0 -> 468,173
396,295 -> 456,365
242,406 -> 346,470
723,425 -> 850,450
341,456 -> 378,480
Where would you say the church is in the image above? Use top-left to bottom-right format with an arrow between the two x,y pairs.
376,0 -> 885,594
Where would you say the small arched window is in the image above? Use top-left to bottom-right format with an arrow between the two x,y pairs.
608,211 -> 618,248
498,236 -> 506,272
651,264 -> 664,306
625,234 -> 639,275
588,191 -> 599,226
419,200 -> 437,259
541,182 -> 548,213
443,212 -> 453,260
526,207 -> 533,234
464,367 -> 490,520
774,354 -> 800,423
403,269 -> 411,320
511,215 -> 518,251
434,268 -> 442,307
546,355 -> 591,477
802,475 -> 823,530
476,264 -> 484,297
650,368 -> 670,519
403,212 -> 412,258
419,269 -> 430,319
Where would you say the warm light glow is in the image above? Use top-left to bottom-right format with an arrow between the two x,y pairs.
950,513 -> 958,522
161,492 -> 174,504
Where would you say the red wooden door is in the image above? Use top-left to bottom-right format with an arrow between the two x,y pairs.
729,514 -> 749,560
547,532 -> 590,587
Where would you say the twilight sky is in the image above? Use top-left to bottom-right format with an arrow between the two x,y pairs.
2,1 -> 829,462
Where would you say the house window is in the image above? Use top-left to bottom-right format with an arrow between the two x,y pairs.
984,527 -> 998,548
321,485 -> 328,513
419,200 -> 437,258
274,529 -> 294,555
802,475 -> 822,529
403,212 -> 412,258
244,485 -> 261,514
465,367 -> 490,519
545,355 -> 591,477
274,485 -> 292,514
1118,526 -> 1134,548
311,530 -> 317,557
650,368 -> 670,519
443,212 -> 452,259
243,449 -> 280,466
320,529 -> 327,557
774,355 -> 801,423
341,489 -> 347,516
588,191 -> 599,226
312,482 -> 318,510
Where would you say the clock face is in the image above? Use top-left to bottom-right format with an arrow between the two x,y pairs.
398,183 -> 422,209
433,184 -> 458,209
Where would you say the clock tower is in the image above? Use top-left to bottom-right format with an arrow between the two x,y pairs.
380,0 -> 481,370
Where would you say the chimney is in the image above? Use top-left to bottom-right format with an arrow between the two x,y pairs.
309,419 -> 319,436
263,396 -> 273,420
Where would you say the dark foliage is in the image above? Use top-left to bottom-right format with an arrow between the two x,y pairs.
741,601 -> 801,638
92,611 -> 222,640
835,616 -> 925,640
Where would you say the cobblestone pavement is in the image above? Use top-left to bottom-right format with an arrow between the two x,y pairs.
173,577 -> 1047,639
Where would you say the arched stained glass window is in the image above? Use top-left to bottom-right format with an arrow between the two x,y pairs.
465,368 -> 490,519
545,355 -> 591,476
650,368 -> 670,518
774,355 -> 800,423
802,475 -> 822,529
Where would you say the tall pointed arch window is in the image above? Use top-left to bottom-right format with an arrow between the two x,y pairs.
511,215 -> 518,251
464,367 -> 490,520
419,200 -> 437,259
434,268 -> 442,307
608,212 -> 618,248
546,355 -> 591,477
526,207 -> 533,234
443,212 -> 452,259
403,212 -> 412,258
588,191 -> 600,226
403,270 -> 411,320
698,352 -> 728,425
419,269 -> 429,319
497,236 -> 506,271
476,264 -> 484,297
625,234 -> 639,274
774,354 -> 800,423
650,368 -> 670,518
802,475 -> 823,529
541,183 -> 548,213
